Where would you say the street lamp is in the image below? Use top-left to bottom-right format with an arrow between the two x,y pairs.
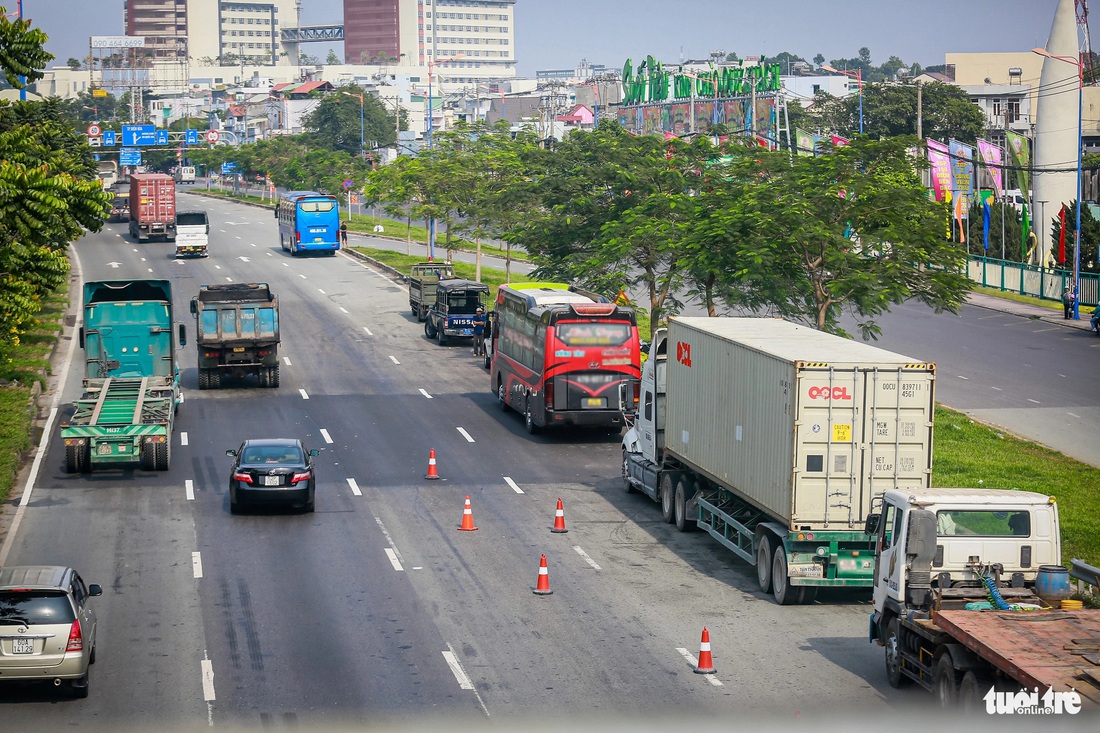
82,105 -> 99,121
1033,46 -> 1084,320
821,64 -> 864,135
341,91 -> 366,160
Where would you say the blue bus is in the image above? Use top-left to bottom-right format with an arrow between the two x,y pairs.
276,191 -> 340,256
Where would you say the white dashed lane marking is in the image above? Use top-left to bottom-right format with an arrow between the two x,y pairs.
419,389 -> 433,399
346,478 -> 362,496
389,355 -> 400,365
573,545 -> 602,571
299,389 -> 309,400
283,356 -> 292,366
503,477 -> 524,494
181,432 -> 189,446
675,648 -> 723,686
456,427 -> 475,443
192,552 -> 203,578
185,479 -> 195,501
319,429 -> 333,444
385,548 -> 404,571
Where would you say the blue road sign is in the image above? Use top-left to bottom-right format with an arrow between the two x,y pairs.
221,162 -> 240,175
184,129 -> 199,146
122,124 -> 156,146
120,148 -> 142,166
93,154 -> 100,161
155,129 -> 169,145
102,130 -> 116,147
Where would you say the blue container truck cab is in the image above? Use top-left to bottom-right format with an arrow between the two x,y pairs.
61,280 -> 186,472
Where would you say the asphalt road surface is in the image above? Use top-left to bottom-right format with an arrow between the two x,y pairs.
0,192 -> 1090,731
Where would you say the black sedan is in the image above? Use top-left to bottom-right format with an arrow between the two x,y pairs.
227,438 -> 318,514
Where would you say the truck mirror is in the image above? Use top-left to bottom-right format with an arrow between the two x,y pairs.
864,513 -> 880,537
178,323 -> 187,346
189,298 -> 197,315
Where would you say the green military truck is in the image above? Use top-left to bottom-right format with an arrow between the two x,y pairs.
190,283 -> 280,389
408,261 -> 454,321
61,280 -> 185,473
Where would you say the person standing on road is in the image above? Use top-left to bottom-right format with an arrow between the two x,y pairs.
472,306 -> 487,357
339,222 -> 349,247
1062,287 -> 1075,319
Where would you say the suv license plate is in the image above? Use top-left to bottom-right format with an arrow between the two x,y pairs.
12,638 -> 34,654
264,475 -> 282,486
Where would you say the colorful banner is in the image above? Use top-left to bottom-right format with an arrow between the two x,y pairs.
949,139 -> 974,219
982,197 -> 991,251
1004,131 -> 1030,197
830,134 -> 850,147
976,139 -> 1004,199
927,139 -> 952,203
795,128 -> 815,156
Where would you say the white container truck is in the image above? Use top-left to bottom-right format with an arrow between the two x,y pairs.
621,317 -> 936,604
174,210 -> 209,258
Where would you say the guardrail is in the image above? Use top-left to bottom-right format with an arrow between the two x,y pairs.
1070,558 -> 1100,592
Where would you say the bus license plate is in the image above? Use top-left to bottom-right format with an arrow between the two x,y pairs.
788,563 -> 823,578
12,638 -> 33,654
583,397 -> 606,408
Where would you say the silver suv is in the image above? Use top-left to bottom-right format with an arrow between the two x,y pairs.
0,566 -> 101,698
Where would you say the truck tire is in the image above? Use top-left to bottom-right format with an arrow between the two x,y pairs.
257,369 -> 269,388
884,617 -> 909,688
621,449 -> 635,494
155,441 -> 170,471
771,549 -> 798,605
418,305 -> 428,322
65,443 -> 89,474
674,479 -> 696,532
140,442 -> 157,471
756,534 -> 774,594
209,370 -> 222,390
198,369 -> 210,390
933,653 -> 959,707
269,365 -> 280,388
425,320 -> 437,340
958,670 -> 992,713
659,474 -> 675,524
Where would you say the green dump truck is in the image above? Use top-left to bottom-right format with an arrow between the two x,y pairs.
190,283 -> 280,389
62,280 -> 185,473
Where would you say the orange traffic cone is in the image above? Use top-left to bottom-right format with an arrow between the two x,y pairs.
533,553 -> 553,595
458,495 -> 478,531
694,627 -> 716,674
551,498 -> 568,533
425,448 -> 440,480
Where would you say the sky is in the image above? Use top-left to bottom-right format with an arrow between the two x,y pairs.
17,0 -> 1097,77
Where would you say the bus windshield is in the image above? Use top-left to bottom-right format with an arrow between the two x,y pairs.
555,322 -> 632,347
299,199 -> 335,212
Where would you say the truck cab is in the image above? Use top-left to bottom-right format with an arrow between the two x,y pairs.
424,279 -> 489,345
174,210 -> 209,258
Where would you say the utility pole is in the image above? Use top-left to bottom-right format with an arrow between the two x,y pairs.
916,80 -> 923,139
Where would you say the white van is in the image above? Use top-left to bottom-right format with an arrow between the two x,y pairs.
1004,188 -> 1027,211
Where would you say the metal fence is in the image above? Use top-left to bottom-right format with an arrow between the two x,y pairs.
968,256 -> 1099,308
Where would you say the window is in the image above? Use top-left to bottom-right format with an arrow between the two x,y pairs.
643,391 -> 653,421
0,591 -> 77,624
298,199 -> 335,212
879,504 -> 898,550
556,322 -> 631,347
936,510 -> 1030,537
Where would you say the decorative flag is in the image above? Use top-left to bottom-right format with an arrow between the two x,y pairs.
1021,203 -> 1031,255
949,139 -> 974,219
1059,205 -> 1067,263
982,196 -> 991,252
976,139 -> 1004,199
830,134 -> 849,147
1004,131 -> 1031,198
955,194 -> 966,243
795,128 -> 815,156
926,140 -> 952,203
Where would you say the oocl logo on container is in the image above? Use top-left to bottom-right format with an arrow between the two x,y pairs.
808,386 -> 852,400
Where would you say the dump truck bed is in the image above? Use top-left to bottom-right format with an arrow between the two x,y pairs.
935,608 -> 1100,706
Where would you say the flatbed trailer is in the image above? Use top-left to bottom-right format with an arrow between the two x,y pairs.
61,376 -> 174,472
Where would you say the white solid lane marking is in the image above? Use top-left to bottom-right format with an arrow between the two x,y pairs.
1068,412 -> 1081,418
181,432 -> 189,446
456,427 -> 475,443
192,552 -> 203,578
675,648 -> 723,686
346,478 -> 362,496
320,428 -> 333,444
957,375 -> 969,380
339,307 -> 349,314
185,479 -> 195,501
201,658 -> 216,701
503,477 -> 524,494
1027,398 -> 1041,404
363,327 -> 373,336
385,548 -> 404,571
573,545 -> 602,571
419,388 -> 433,399
318,288 -> 327,294
283,356 -> 292,366
389,355 -> 400,365
991,386 -> 1002,391
442,649 -> 475,690
299,388 -> 309,400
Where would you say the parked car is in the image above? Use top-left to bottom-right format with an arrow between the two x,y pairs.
0,565 -> 102,698
227,438 -> 318,514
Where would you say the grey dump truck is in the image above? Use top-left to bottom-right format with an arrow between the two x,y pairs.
190,283 -> 280,389
408,262 -> 455,321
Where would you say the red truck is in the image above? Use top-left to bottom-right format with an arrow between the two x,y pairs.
128,173 -> 176,243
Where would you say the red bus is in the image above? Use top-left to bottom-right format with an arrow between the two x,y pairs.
490,283 -> 641,433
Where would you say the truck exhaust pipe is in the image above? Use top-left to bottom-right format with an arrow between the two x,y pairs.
53,678 -> 62,686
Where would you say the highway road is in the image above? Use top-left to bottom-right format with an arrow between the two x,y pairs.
0,192 -> 1092,729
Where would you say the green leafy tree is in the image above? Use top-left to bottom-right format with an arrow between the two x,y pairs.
813,81 -> 985,143
326,49 -> 340,65
301,86 -> 396,157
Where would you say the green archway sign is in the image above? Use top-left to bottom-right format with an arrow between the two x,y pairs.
622,55 -> 781,106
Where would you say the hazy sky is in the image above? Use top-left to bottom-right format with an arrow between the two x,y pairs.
20,0 -> 1093,76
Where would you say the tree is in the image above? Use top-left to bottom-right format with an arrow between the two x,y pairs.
811,81 -> 985,143
326,49 -> 340,65
66,57 -> 80,70
813,53 -> 825,66
301,86 -> 396,157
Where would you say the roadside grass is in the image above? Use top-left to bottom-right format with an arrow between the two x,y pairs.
932,405 -> 1100,566
972,285 -> 1078,313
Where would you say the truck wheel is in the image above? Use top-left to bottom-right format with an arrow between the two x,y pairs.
756,534 -> 774,593
621,449 -> 635,494
269,365 -> 280,388
209,371 -> 222,390
771,549 -> 797,605
674,479 -> 696,532
933,653 -> 958,707
65,443 -> 88,474
884,617 -> 909,688
425,320 -> 437,339
659,474 -> 675,524
418,306 -> 427,322
140,442 -> 157,471
257,369 -> 269,388
153,441 -> 170,471
198,369 -> 210,390
524,396 -> 540,434
958,670 -> 992,713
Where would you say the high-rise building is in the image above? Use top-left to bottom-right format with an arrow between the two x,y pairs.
344,0 -> 516,83
124,0 -> 188,60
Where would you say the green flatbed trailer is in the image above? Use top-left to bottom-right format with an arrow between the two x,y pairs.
61,376 -> 175,472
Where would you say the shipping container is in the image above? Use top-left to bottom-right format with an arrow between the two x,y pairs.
128,173 -> 176,242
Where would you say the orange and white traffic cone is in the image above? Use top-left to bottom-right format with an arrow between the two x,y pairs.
425,448 -> 440,480
551,498 -> 568,533
457,495 -> 478,531
533,553 -> 553,595
694,627 -> 716,674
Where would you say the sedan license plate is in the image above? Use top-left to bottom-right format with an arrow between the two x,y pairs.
263,475 -> 282,487
12,637 -> 34,654
583,397 -> 606,408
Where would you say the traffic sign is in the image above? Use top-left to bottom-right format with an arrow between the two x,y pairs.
206,129 -> 220,143
87,123 -> 101,136
119,148 -> 142,166
221,162 -> 239,175
343,179 -> 354,190
102,130 -> 116,147
122,124 -> 156,146
185,129 -> 200,146
155,129 -> 169,145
